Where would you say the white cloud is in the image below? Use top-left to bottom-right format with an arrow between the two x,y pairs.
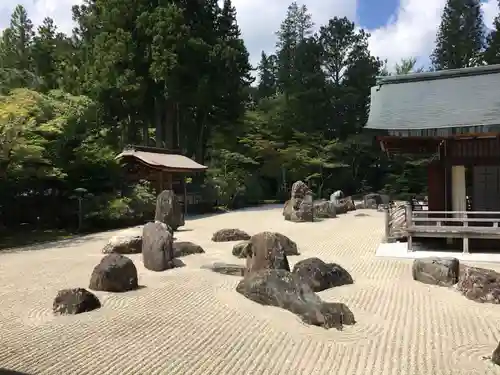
368,0 -> 500,71
0,0 -> 499,72
232,0 -> 358,67
0,0 -> 82,34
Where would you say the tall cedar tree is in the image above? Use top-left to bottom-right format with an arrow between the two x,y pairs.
257,52 -> 277,100
431,0 -> 485,69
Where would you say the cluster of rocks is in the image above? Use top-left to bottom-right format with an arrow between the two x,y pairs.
52,189 -> 203,316
355,193 -> 390,210
205,227 -> 356,330
412,257 -> 500,365
283,181 -> 360,223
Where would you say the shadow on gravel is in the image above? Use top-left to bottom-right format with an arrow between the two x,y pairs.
0,369 -> 32,375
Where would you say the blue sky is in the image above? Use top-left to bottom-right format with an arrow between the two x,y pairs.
1,0 -> 499,71
357,0 -> 400,29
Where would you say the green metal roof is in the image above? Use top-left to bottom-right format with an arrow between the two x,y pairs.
366,64 -> 500,131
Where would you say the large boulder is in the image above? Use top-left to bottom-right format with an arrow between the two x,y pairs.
313,200 -> 336,218
212,228 -> 250,242
344,197 -> 356,211
284,181 -> 314,222
292,258 -> 353,292
173,241 -> 205,258
238,233 -> 298,259
236,269 -> 356,330
283,200 -> 293,220
53,288 -> 101,315
335,197 -> 356,213
412,257 -> 459,287
492,341 -> 500,365
364,198 -> 378,209
245,231 -> 290,274
456,266 -> 500,303
89,253 -> 138,292
142,221 -> 175,271
274,232 -> 299,256
232,240 -> 251,258
155,190 -> 184,231
364,193 -> 382,206
102,234 -> 142,254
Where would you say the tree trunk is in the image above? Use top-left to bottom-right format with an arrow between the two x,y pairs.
154,97 -> 162,148
164,98 -> 174,150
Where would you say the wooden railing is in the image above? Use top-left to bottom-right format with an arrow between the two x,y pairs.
405,204 -> 500,253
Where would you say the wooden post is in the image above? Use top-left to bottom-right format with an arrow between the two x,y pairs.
384,206 -> 391,242
405,203 -> 413,227
405,203 -> 413,252
183,174 -> 187,216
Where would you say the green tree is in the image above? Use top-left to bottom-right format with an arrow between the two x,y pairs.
484,2 -> 500,64
256,52 -> 277,101
394,57 -> 424,74
431,0 -> 485,69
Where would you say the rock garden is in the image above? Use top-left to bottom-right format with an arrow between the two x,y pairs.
52,187 -> 358,332
412,256 -> 500,365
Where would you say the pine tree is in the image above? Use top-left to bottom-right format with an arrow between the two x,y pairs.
257,52 -> 277,100
275,2 -> 314,96
431,0 -> 485,69
0,5 -> 34,70
31,18 -> 60,90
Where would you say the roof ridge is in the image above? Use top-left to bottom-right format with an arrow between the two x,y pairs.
377,64 -> 500,85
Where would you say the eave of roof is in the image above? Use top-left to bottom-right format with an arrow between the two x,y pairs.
376,64 -> 500,85
116,148 -> 208,172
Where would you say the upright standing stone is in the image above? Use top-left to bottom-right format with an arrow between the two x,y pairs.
155,190 -> 184,231
142,221 -> 175,271
245,232 -> 290,274
283,181 -> 314,222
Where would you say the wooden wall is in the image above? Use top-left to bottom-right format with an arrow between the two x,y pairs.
427,163 -> 446,211
447,137 -> 500,164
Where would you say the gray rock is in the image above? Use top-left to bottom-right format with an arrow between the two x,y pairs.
142,221 -> 175,271
236,269 -> 356,330
292,257 -> 353,292
412,257 -> 459,287
365,198 -> 377,209
236,233 -> 298,259
202,262 -> 245,276
102,234 -> 142,254
155,190 -> 184,231
284,181 -> 314,222
53,288 -> 101,315
355,202 -> 365,209
89,253 -> 138,292
313,200 -> 336,218
212,228 -> 250,242
457,266 -> 500,303
232,240 -> 251,258
173,241 -> 204,258
492,341 -> 500,365
245,231 -> 290,274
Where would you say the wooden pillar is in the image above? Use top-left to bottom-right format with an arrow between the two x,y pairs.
427,162 -> 445,211
405,203 -> 413,251
384,206 -> 390,242
166,172 -> 173,189
183,174 -> 187,216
